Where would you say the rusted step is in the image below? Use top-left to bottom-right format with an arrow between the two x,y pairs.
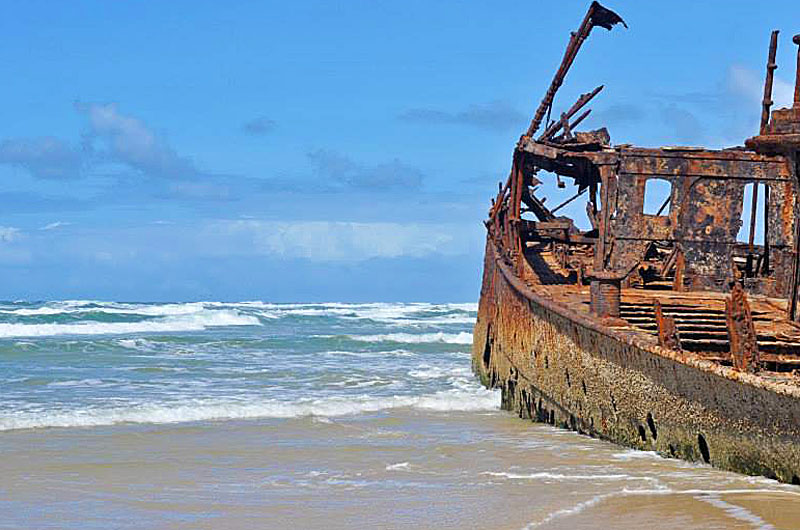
632,324 -> 729,333
621,305 -> 731,315
620,305 -> 769,318
623,317 -> 731,326
694,353 -> 800,373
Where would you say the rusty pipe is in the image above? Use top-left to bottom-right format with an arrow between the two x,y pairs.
760,30 -> 779,134
748,183 -> 759,254
539,85 -> 603,141
794,34 -> 800,108
525,2 -> 625,138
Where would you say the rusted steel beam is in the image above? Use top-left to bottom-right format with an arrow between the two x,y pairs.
673,249 -> 685,291
760,31 -> 780,135
521,186 -> 556,222
790,221 -> 800,320
655,194 -> 671,216
589,271 -> 621,318
489,175 -> 513,222
551,187 -> 587,215
525,2 -> 625,137
539,85 -> 604,141
567,109 -> 592,135
794,34 -> 800,107
594,165 -> 617,271
763,183 -> 771,274
654,300 -> 682,351
660,246 -> 678,278
726,282 -> 760,373
748,182 -> 760,254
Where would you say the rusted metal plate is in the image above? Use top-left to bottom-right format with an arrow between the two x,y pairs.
726,282 -> 761,372
654,300 -> 682,351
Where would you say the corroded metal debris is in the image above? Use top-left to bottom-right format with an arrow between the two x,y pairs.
473,3 -> 800,483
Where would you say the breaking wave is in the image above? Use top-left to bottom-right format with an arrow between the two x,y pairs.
348,332 -> 473,344
0,388 -> 500,431
0,310 -> 259,338
0,301 -> 477,322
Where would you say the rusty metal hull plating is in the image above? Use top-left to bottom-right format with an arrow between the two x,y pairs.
473,238 -> 800,483
473,2 -> 800,483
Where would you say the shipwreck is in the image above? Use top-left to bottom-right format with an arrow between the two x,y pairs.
473,2 -> 800,482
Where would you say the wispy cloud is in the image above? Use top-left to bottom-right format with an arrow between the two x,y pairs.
0,225 -> 29,264
0,226 -> 22,242
241,116 -> 276,136
0,103 -> 204,183
0,137 -> 83,179
727,64 -> 793,108
591,103 -> 646,127
659,104 -> 706,144
307,150 -> 423,191
77,102 -> 199,179
40,221 -> 70,231
399,100 -> 526,132
201,220 -> 465,262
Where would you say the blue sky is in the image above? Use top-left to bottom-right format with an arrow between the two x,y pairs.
0,0 -> 796,301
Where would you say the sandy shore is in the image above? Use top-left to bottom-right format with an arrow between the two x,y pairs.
2,410 -> 799,529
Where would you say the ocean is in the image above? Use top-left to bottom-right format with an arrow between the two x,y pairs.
0,300 -> 798,529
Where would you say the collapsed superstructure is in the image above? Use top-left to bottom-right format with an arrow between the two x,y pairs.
473,2 -> 800,482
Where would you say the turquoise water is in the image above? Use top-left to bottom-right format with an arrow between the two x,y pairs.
0,301 -> 494,431
2,301 -> 800,529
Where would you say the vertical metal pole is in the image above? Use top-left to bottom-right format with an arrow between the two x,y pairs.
794,35 -> 800,108
748,183 -> 759,253
763,184 -> 770,274
760,31 -> 779,135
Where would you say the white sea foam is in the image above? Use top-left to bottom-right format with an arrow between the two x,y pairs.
234,301 -> 477,324
0,310 -> 259,338
348,332 -> 473,345
48,378 -> 109,388
524,493 -> 611,528
483,471 -> 658,483
524,486 -> 799,528
322,349 -> 416,358
0,301 -> 208,317
610,450 -> 664,461
696,495 -> 774,529
409,364 -> 472,379
0,388 -> 501,431
386,462 -> 410,471
0,302 -> 478,329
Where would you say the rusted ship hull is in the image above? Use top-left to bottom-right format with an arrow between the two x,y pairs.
469,2 -> 800,483
473,238 -> 800,483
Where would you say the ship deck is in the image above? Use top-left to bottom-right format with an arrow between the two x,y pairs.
523,245 -> 800,379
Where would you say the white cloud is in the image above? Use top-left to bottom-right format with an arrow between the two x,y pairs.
40,221 -> 70,231
202,220 -> 471,262
727,64 -> 793,108
78,102 -> 197,178
307,150 -> 423,190
0,226 -> 22,242
0,226 -> 29,263
0,137 -> 82,179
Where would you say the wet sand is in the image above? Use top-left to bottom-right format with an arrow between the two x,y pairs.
2,410 -> 799,529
